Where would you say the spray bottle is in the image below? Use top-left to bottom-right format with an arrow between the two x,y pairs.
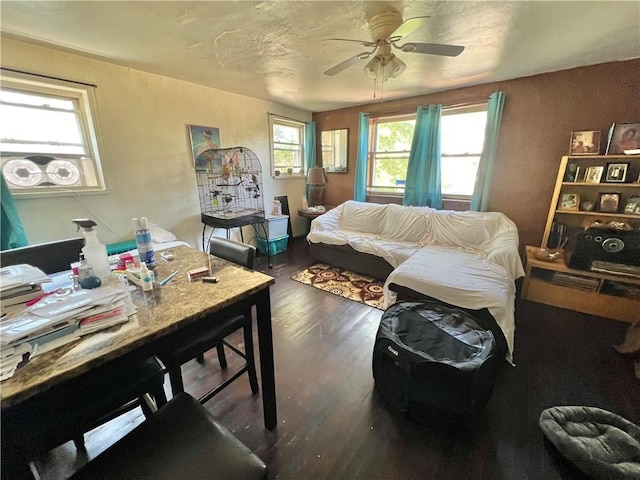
132,217 -> 156,268
71,219 -> 111,279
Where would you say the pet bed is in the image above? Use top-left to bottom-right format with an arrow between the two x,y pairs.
539,406 -> 640,480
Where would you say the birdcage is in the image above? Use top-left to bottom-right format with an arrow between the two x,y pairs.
195,147 -> 265,229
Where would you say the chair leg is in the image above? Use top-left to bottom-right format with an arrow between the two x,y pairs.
151,382 -> 168,409
243,320 -> 259,395
168,366 -> 185,397
73,436 -> 86,450
140,393 -> 158,418
196,353 -> 205,365
216,343 -> 228,369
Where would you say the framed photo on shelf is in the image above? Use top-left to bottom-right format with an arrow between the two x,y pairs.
623,195 -> 640,214
584,166 -> 604,183
574,166 -> 589,183
569,130 -> 601,155
605,122 -> 640,154
559,193 -> 579,211
598,192 -> 621,213
604,162 -> 629,182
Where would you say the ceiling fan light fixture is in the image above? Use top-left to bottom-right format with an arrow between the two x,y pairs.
363,56 -> 383,80
388,55 -> 406,78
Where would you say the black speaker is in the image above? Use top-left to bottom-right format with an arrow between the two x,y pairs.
568,228 -> 640,270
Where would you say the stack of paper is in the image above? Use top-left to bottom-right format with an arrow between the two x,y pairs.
1,264 -> 51,316
0,284 -> 136,380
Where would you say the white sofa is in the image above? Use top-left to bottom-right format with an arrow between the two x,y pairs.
306,201 -> 525,361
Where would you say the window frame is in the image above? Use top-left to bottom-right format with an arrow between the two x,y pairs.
368,113 -> 416,195
439,103 -> 488,200
0,72 -> 106,196
366,103 -> 488,200
268,115 -> 306,179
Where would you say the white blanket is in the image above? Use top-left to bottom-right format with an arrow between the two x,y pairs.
382,246 -> 518,362
307,201 -> 525,360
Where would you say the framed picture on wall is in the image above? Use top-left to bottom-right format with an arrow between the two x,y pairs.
189,124 -> 221,170
569,130 -> 600,155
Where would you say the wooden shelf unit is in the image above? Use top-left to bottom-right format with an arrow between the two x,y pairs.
521,246 -> 640,323
541,155 -> 640,247
524,154 -> 640,323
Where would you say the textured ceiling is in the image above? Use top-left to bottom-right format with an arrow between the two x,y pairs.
1,1 -> 639,112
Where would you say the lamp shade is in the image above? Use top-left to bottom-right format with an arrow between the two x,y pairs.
363,56 -> 383,80
306,167 -> 326,185
387,55 -> 406,78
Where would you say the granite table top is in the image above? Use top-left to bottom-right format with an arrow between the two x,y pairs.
1,245 -> 275,408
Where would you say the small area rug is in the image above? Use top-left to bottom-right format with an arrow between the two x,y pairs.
291,263 -> 385,310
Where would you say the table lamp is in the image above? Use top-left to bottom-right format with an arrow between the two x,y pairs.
306,167 -> 326,207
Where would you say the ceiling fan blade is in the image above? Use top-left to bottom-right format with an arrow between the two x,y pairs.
323,38 -> 377,48
398,42 -> 465,57
324,52 -> 372,76
390,16 -> 430,39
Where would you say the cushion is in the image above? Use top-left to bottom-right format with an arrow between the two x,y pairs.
539,406 -> 640,480
338,201 -> 387,234
380,203 -> 433,243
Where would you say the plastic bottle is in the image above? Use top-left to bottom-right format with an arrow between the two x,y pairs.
132,217 -> 156,268
72,219 -> 111,279
301,195 -> 309,211
139,262 -> 154,291
77,253 -> 94,281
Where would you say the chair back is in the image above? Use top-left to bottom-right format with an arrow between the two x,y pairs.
209,237 -> 256,269
0,237 -> 84,274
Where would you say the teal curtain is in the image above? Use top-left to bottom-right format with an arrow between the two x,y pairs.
1,173 -> 28,250
471,91 -> 505,211
305,121 -> 317,200
353,112 -> 369,202
403,104 -> 442,208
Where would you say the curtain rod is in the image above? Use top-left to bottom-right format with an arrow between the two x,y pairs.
1,67 -> 97,88
268,112 -> 309,124
442,99 -> 490,110
369,97 -> 490,118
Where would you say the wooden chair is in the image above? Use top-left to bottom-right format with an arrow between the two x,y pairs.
159,237 -> 259,403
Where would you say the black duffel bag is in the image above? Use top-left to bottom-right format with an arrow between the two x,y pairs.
372,301 -> 498,426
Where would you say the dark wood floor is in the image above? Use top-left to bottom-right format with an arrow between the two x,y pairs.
33,237 -> 639,480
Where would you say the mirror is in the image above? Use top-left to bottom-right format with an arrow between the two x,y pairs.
321,129 -> 348,173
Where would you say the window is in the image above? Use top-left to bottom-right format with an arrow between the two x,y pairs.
367,104 -> 488,198
369,115 -> 415,194
269,115 -> 306,178
0,73 -> 105,195
440,106 -> 488,197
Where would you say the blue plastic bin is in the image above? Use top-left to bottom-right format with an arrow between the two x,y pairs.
256,235 -> 288,256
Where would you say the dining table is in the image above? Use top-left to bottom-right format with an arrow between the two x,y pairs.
0,245 -> 278,430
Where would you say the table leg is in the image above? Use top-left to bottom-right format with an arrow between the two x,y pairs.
255,288 -> 277,430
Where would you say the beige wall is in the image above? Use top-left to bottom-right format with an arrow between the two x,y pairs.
312,59 -> 640,250
2,38 -> 311,248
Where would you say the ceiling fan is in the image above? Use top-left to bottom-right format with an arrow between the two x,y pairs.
323,11 -> 464,82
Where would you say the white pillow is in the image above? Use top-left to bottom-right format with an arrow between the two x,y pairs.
149,223 -> 177,243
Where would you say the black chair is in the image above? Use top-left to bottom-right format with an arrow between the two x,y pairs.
70,393 -> 267,480
159,237 -> 259,404
0,237 -> 84,273
0,239 -> 168,476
